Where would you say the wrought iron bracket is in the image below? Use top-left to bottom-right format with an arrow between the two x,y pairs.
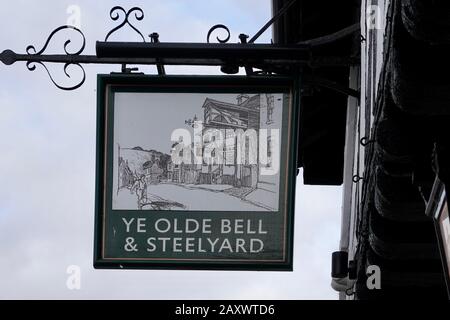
0,4 -> 360,91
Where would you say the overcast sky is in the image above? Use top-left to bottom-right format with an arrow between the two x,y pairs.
0,0 -> 342,299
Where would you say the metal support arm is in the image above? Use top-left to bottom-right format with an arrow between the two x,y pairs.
0,5 -> 360,92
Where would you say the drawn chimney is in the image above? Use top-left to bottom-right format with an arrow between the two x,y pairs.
237,94 -> 249,105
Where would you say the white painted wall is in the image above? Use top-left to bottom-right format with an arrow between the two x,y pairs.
335,0 -> 390,298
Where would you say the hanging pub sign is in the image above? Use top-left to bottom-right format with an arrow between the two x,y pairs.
437,195 -> 450,293
435,188 -> 450,295
427,179 -> 450,296
94,75 -> 299,270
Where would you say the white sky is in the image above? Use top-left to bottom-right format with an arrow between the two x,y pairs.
0,0 -> 342,299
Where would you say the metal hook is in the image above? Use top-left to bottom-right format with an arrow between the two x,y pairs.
345,287 -> 356,296
360,137 -> 375,147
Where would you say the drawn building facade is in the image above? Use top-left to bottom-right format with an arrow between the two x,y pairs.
118,157 -> 134,189
165,93 -> 279,199
201,94 -> 261,188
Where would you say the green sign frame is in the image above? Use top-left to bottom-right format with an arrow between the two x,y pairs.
94,74 -> 300,271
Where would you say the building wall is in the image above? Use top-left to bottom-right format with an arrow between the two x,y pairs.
257,94 -> 281,193
338,0 -> 391,298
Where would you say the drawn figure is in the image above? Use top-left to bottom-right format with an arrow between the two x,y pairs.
131,174 -> 148,209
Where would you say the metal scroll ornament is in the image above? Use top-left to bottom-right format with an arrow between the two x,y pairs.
26,25 -> 86,91
207,24 -> 231,43
105,6 -> 146,42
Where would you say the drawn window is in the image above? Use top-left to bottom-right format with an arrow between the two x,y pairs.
266,94 -> 274,124
267,135 -> 272,167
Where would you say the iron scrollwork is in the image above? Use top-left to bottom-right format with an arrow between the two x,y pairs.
206,24 -> 231,43
105,6 -> 146,42
26,25 -> 86,91
0,4 -> 359,91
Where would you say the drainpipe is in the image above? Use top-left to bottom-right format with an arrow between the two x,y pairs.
331,66 -> 359,299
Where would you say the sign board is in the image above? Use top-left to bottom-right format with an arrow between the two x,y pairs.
438,199 -> 450,276
428,180 -> 450,297
94,75 -> 299,270
436,190 -> 450,294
